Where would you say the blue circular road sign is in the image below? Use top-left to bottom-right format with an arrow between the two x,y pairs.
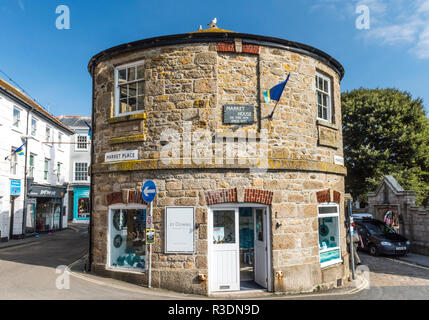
142,180 -> 157,203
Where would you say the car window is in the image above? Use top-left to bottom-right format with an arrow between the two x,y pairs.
364,221 -> 395,235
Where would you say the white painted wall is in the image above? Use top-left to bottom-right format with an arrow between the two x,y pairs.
0,91 -> 72,238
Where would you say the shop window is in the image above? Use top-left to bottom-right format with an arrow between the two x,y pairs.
318,204 -> 342,267
77,197 -> 90,218
316,72 -> 332,122
109,208 -> 147,270
115,61 -> 145,116
74,162 -> 88,182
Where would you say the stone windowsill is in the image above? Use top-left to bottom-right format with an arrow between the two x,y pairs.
316,119 -> 338,131
107,112 -> 147,124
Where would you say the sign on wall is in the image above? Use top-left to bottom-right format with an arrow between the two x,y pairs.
105,150 -> 138,162
10,180 -> 21,196
165,207 -> 195,253
223,105 -> 255,124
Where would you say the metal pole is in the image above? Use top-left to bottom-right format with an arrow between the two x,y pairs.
148,201 -> 153,288
349,201 -> 356,280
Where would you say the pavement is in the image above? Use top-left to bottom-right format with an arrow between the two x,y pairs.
0,223 -> 428,300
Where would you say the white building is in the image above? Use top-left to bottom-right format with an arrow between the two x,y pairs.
57,115 -> 91,224
0,79 -> 74,241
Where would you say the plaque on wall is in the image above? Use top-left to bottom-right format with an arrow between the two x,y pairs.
318,126 -> 338,149
223,105 -> 255,124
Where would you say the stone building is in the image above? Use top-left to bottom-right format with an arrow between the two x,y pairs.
368,175 -> 429,255
88,24 -> 348,295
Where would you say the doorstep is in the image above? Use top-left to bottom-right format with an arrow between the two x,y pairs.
209,289 -> 270,299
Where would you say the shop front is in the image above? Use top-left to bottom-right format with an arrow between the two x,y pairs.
73,186 -> 90,222
27,184 -> 66,233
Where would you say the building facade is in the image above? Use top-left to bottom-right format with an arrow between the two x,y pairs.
88,26 -> 348,295
57,115 -> 91,224
0,79 -> 73,240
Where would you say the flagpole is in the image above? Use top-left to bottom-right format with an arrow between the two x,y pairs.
268,99 -> 280,119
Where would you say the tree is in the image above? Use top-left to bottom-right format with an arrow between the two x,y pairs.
342,88 -> 429,206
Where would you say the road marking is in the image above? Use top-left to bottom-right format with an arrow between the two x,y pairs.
385,257 -> 429,271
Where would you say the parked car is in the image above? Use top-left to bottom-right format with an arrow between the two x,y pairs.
352,213 -> 373,220
354,218 -> 410,256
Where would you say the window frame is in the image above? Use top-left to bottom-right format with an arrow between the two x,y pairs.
13,107 -> 21,128
45,126 -> 52,145
44,158 -> 50,181
107,205 -> 148,273
317,203 -> 342,268
74,161 -> 89,182
10,147 -> 18,175
31,117 -> 37,136
29,153 -> 35,178
58,132 -> 63,149
114,60 -> 145,117
315,72 -> 332,123
75,134 -> 88,151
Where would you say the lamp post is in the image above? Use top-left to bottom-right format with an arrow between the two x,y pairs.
21,134 -> 35,237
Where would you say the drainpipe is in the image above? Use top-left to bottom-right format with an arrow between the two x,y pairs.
21,107 -> 32,237
88,64 -> 95,272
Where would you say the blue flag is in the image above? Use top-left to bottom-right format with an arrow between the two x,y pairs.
263,73 -> 290,103
14,142 -> 26,156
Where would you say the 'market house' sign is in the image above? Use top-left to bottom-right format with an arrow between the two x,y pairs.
223,105 -> 255,124
105,150 -> 138,162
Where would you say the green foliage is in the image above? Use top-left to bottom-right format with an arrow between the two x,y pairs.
342,88 -> 429,206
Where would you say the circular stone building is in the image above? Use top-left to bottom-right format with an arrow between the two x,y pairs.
88,24 -> 348,296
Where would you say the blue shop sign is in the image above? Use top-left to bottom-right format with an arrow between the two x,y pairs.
10,180 -> 21,196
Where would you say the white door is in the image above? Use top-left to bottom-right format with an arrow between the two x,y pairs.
209,208 -> 240,292
254,208 -> 268,288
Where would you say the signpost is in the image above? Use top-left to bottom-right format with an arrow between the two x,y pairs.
10,180 -> 21,196
142,180 -> 157,288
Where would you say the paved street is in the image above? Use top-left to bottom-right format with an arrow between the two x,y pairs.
0,225 -> 428,300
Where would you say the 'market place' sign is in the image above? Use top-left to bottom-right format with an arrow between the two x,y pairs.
105,150 -> 139,162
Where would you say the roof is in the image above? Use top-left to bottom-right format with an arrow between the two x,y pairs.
0,78 -> 74,134
88,31 -> 345,80
384,175 -> 404,192
57,115 -> 92,129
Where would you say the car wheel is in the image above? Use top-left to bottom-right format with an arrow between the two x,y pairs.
369,245 -> 379,256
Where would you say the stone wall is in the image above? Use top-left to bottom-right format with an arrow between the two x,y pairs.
90,37 -> 347,295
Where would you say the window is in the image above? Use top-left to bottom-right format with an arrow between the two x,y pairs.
77,197 -> 90,218
10,148 -> 17,174
115,62 -> 145,116
56,162 -> 61,179
44,158 -> 50,180
76,135 -> 88,150
45,126 -> 51,144
109,208 -> 147,270
318,204 -> 342,267
316,73 -> 332,122
74,162 -> 88,181
13,108 -> 20,127
29,154 -> 35,177
31,118 -> 37,136
58,133 -> 63,148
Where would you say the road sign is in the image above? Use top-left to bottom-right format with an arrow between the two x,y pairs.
10,180 -> 21,196
146,229 -> 155,244
142,180 -> 157,203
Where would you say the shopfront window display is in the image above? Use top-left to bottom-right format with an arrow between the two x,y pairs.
109,208 -> 147,270
318,204 -> 342,267
78,197 -> 90,218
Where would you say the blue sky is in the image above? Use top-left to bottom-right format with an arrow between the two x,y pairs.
0,0 -> 428,116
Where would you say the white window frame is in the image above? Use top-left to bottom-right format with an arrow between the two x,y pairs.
45,126 -> 52,145
13,107 -> 21,128
114,60 -> 145,117
44,158 -> 50,181
318,203 -> 342,268
31,117 -> 37,136
74,162 -> 89,182
10,147 -> 18,175
29,153 -> 36,178
58,132 -> 63,149
56,162 -> 62,180
316,72 -> 332,123
75,134 -> 88,151
107,204 -> 147,274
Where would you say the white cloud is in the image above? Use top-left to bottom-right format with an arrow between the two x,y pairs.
312,0 -> 429,59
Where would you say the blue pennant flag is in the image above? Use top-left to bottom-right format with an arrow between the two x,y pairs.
14,142 -> 26,156
263,73 -> 290,104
